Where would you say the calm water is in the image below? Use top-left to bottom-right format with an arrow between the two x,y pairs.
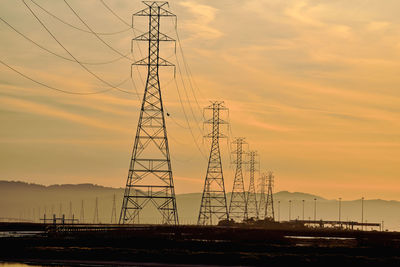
0,231 -> 43,238
0,264 -> 40,267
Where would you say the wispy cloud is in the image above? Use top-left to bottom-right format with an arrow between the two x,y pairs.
0,95 -> 129,133
179,1 -> 222,40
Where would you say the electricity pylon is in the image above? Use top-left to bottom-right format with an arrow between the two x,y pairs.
247,151 -> 259,219
120,1 -> 178,225
265,171 -> 275,221
228,137 -> 248,222
257,172 -> 267,219
198,101 -> 229,225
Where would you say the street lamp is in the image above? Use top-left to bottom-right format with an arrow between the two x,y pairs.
278,200 -> 280,222
339,197 -> 342,227
313,198 -> 317,221
361,197 -> 364,231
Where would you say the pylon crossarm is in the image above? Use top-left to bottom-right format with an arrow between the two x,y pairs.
134,32 -> 175,42
132,58 -> 148,66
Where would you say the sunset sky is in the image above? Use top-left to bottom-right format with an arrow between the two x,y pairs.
1,0 -> 399,200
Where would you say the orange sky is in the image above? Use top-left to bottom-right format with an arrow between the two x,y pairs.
0,0 -> 399,200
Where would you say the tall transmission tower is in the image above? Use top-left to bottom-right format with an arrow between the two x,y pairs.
119,1 -> 178,225
257,172 -> 267,219
198,101 -> 229,225
247,151 -> 259,219
111,194 -> 117,224
93,197 -> 99,224
228,137 -> 248,222
265,171 -> 275,221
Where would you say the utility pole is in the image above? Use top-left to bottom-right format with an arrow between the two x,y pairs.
68,201 -> 73,219
265,171 -> 275,221
338,197 -> 342,227
228,137 -> 248,222
314,198 -> 317,221
289,200 -> 292,221
119,1 -> 178,225
277,200 -> 280,222
302,200 -> 305,220
198,101 -> 229,225
361,197 -> 364,230
247,151 -> 258,219
93,197 -> 99,224
111,194 -> 117,224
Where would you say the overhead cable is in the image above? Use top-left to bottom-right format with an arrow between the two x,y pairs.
31,0 -> 132,35
0,59 -> 114,95
22,0 -> 134,95
0,17 -> 128,66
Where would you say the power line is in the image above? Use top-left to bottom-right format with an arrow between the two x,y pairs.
62,0 -> 144,96
175,26 -> 205,113
99,0 -> 132,28
22,0 -> 135,95
0,59 -> 115,95
31,0 -> 132,35
97,0 -> 146,89
175,54 -> 204,130
0,17 -> 128,66
174,79 -> 207,159
63,0 -> 134,62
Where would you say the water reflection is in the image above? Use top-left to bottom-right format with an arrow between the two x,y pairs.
0,264 -> 40,267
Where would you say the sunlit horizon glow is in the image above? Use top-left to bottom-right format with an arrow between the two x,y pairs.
0,0 -> 399,201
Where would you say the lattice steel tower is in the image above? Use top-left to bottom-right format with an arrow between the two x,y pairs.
228,137 -> 248,222
247,151 -> 259,219
257,172 -> 267,219
265,171 -> 275,221
120,1 -> 178,225
198,101 -> 229,225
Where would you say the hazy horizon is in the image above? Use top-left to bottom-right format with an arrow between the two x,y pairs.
0,179 -> 397,202
2,179 -> 400,230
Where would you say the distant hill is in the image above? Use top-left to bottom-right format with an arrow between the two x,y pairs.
0,180 -> 399,230
274,191 -> 325,201
0,181 -> 114,190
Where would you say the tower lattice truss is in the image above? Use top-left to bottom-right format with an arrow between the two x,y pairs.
198,101 -> 229,225
257,172 -> 267,219
120,1 -> 178,225
265,171 -> 275,221
228,137 -> 248,222
247,151 -> 259,219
